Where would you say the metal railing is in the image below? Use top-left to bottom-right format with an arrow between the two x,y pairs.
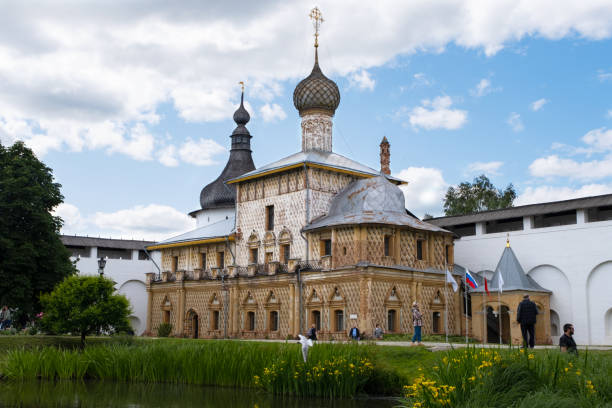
297,259 -> 323,271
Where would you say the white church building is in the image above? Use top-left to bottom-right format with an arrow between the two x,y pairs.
61,235 -> 161,335
429,194 -> 612,346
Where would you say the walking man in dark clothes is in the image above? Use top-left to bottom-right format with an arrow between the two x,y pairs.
516,294 -> 538,348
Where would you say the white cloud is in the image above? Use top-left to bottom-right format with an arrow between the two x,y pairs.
607,109 -> 612,119
348,69 -> 375,91
530,98 -> 549,111
507,112 -> 524,132
582,128 -> 612,151
529,128 -> 612,180
412,73 -> 432,87
53,203 -> 87,232
259,103 -> 287,122
470,78 -> 500,97
407,96 -> 467,130
396,167 -> 449,217
466,161 -> 503,175
54,203 -> 194,241
516,184 -> 612,206
157,145 -> 179,167
92,204 -> 194,241
598,70 -> 612,82
2,1 -> 612,161
178,138 -> 226,166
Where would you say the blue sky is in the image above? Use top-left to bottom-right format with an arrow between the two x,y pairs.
1,1 -> 612,240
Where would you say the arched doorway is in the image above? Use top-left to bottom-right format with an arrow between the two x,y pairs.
184,309 -> 199,339
605,308 -> 612,339
550,309 -> 560,338
486,305 -> 510,344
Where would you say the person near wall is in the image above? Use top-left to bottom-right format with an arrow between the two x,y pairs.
348,324 -> 360,341
373,323 -> 384,340
516,294 -> 538,348
0,306 -> 11,330
559,323 -> 578,355
307,323 -> 317,341
411,301 -> 423,346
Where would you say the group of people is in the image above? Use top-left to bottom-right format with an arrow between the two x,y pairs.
299,294 -> 578,355
517,294 -> 577,354
0,306 -> 12,330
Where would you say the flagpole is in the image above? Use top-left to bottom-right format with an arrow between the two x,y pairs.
444,259 -> 448,345
464,271 -> 468,345
483,291 -> 486,346
498,288 -> 502,345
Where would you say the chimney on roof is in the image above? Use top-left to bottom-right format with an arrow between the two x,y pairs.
380,136 -> 390,175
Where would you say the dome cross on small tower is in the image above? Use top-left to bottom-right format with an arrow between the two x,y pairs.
309,7 -> 324,49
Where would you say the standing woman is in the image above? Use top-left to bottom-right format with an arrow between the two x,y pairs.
411,301 -> 423,346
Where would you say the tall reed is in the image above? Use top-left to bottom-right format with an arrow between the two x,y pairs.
1,340 -> 379,398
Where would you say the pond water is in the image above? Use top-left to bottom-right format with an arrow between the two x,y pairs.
0,381 -> 396,408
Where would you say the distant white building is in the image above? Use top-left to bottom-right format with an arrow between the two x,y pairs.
428,194 -> 612,346
61,235 -> 161,335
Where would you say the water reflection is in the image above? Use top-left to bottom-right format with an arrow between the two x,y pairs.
0,381 -> 395,408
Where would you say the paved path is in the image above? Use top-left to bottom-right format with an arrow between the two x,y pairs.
236,338 -> 612,351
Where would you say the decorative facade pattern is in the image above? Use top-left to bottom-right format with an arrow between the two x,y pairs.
301,112 -> 333,152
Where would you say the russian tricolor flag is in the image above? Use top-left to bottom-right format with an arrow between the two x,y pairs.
465,269 -> 479,289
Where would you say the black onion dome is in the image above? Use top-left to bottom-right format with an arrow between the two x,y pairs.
233,92 -> 250,129
293,49 -> 340,115
199,92 -> 256,210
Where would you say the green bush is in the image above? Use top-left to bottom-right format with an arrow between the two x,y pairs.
157,323 -> 172,338
399,347 -> 611,408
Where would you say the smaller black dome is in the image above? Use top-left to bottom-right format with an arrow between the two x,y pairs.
198,90 -> 256,210
233,92 -> 250,126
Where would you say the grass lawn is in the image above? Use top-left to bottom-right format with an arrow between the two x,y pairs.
1,335 -> 611,406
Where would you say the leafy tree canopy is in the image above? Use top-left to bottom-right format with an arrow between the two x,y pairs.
443,174 -> 516,216
0,141 -> 74,321
41,275 -> 131,346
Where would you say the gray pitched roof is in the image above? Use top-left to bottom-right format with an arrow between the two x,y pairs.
147,216 -> 234,248
473,246 -> 551,293
303,176 -> 448,233
227,150 -> 405,184
427,193 -> 612,227
60,235 -> 155,250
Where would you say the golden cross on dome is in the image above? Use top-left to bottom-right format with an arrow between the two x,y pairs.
506,233 -> 510,248
309,6 -> 324,48
239,81 -> 245,93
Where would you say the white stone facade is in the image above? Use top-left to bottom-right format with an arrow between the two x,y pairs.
447,212 -> 612,346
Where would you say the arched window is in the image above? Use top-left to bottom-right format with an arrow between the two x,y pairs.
432,311 -> 441,334
269,311 -> 279,332
387,309 -> 397,332
311,310 -> 321,330
334,310 -> 344,332
211,310 -> 220,331
247,311 -> 255,331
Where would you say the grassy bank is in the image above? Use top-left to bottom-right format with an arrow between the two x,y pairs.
400,346 -> 612,407
0,339 -> 414,398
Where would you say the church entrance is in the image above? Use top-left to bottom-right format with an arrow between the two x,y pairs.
487,306 -> 510,344
184,309 -> 199,339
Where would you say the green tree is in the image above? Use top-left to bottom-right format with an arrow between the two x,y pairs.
0,141 -> 74,322
443,174 -> 516,216
41,275 -> 131,346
